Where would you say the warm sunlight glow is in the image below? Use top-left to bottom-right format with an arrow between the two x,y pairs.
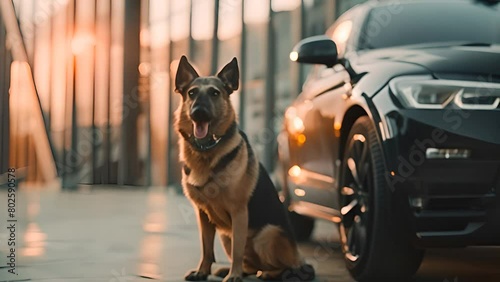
170,0 -> 190,41
139,62 -> 151,76
139,234 -> 162,280
286,106 -> 305,135
272,0 -> 300,12
149,0 -> 169,47
244,0 -> 269,24
332,217 -> 342,223
192,0 -> 215,40
285,107 -> 297,120
218,0 -> 242,40
140,28 -> 150,47
353,134 -> 366,143
294,188 -> 306,197
332,20 -> 352,44
331,20 -> 352,57
342,186 -> 355,196
291,116 -> 305,133
143,211 -> 166,233
288,165 -> 302,178
71,32 -> 96,55
334,122 -> 341,131
334,122 -> 341,138
22,223 -> 46,257
297,134 -> 306,146
10,61 -> 35,134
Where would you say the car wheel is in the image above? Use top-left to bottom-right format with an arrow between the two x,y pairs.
289,211 -> 315,242
339,116 -> 423,281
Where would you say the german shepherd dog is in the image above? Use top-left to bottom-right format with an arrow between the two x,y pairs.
174,56 -> 315,282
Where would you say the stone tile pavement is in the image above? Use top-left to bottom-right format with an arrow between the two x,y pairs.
0,187 -> 350,282
0,187 -> 499,282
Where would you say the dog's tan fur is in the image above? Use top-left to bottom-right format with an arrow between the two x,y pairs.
174,56 -> 303,282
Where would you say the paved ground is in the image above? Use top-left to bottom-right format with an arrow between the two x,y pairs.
0,187 -> 499,282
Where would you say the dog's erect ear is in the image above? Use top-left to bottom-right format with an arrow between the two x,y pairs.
217,57 -> 239,94
175,55 -> 199,93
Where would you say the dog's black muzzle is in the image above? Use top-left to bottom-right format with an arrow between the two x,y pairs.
190,105 -> 212,122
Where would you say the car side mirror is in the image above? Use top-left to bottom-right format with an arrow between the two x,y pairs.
290,35 -> 338,67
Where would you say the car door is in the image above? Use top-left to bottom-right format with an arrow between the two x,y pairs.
286,65 -> 351,208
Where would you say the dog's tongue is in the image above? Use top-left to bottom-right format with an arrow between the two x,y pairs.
193,121 -> 209,139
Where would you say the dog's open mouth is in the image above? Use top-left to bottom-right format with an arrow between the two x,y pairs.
193,121 -> 209,139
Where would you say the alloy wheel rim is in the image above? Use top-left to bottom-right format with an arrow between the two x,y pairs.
340,133 -> 372,262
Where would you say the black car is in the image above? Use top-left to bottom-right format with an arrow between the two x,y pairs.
278,0 -> 500,280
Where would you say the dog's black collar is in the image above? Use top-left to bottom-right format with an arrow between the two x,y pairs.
181,122 -> 237,152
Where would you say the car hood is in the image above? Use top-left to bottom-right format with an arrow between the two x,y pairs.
350,45 -> 500,97
355,45 -> 500,77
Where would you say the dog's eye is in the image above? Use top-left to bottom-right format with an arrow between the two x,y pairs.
212,90 -> 220,97
188,90 -> 195,96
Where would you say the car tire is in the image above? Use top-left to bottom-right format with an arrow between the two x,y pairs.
339,116 -> 423,281
289,211 -> 315,242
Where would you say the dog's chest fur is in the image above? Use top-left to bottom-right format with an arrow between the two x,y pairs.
181,133 -> 258,234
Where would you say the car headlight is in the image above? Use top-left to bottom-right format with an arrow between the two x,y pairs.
389,75 -> 500,109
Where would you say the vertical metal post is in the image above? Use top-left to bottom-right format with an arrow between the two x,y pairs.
69,0 -> 78,187
238,1 -> 246,130
0,11 -> 9,174
89,0 -> 112,184
63,0 -> 76,189
119,0 -> 141,185
70,53 -> 78,187
46,1 -> 53,138
104,0 -> 112,184
189,0 -> 195,59
298,0 -> 306,92
264,2 -> 275,171
91,0 -> 98,184
210,0 -> 220,74
142,0 -> 152,186
166,0 -> 173,185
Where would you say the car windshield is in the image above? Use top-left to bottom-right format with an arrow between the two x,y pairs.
359,1 -> 500,50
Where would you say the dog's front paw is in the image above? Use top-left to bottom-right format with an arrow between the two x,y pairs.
185,270 -> 209,281
222,275 -> 244,282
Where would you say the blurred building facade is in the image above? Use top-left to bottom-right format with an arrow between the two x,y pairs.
0,0 -> 366,188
